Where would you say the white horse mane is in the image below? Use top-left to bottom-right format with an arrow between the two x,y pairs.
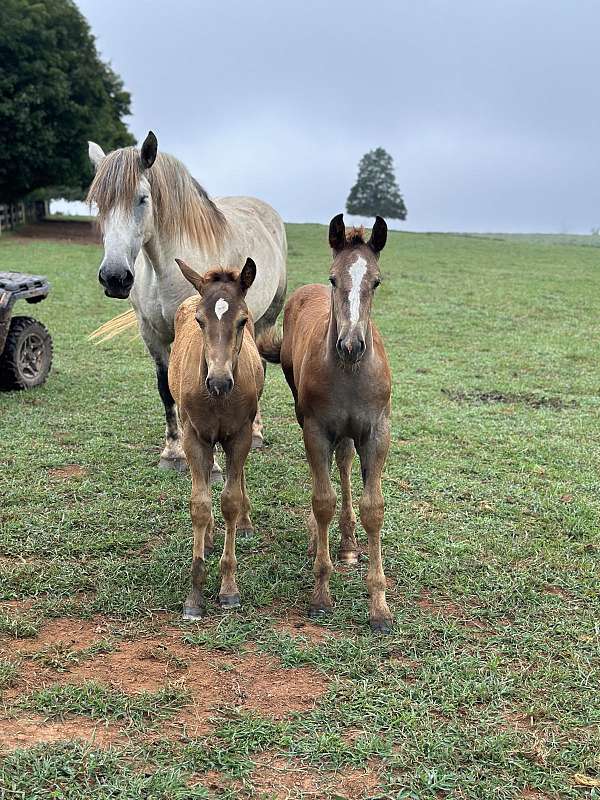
87,146 -> 228,253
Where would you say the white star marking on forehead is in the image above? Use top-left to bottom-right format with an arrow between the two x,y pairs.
214,298 -> 229,320
348,256 -> 367,324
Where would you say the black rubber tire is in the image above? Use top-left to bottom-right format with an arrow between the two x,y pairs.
0,316 -> 53,390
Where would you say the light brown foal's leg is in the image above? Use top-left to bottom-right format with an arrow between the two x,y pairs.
336,438 -> 358,564
236,471 -> 254,536
181,424 -> 214,620
357,421 -> 393,633
219,426 -> 252,608
304,421 -> 336,616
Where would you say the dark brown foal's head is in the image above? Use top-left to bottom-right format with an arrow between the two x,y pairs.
328,213 -> 387,364
174,257 -> 257,396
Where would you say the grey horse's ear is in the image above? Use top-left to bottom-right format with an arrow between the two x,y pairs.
368,216 -> 387,254
239,258 -> 257,295
175,258 -> 205,293
88,141 -> 106,170
140,131 -> 158,169
328,213 -> 346,253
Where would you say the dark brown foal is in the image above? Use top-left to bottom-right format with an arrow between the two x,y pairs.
259,214 -> 392,632
169,258 -> 264,619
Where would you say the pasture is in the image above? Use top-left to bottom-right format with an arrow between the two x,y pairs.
0,224 -> 599,799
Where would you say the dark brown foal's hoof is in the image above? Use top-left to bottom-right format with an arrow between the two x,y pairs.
309,605 -> 333,619
370,617 -> 393,635
182,605 -> 203,621
219,593 -> 241,609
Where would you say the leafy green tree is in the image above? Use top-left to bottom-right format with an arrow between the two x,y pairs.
346,147 -> 407,220
0,0 -> 135,202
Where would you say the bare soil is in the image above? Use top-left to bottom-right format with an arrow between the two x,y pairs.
14,219 -> 100,244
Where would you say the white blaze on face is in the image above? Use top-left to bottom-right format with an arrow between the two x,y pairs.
214,297 -> 229,320
348,256 -> 367,324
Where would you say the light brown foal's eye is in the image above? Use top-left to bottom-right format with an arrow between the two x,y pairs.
196,317 -> 205,329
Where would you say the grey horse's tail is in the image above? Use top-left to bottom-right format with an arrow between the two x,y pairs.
88,308 -> 138,343
256,329 -> 282,364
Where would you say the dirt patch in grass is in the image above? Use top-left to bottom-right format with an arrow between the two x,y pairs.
521,790 -> 553,800
48,464 -> 88,480
0,715 -> 125,751
14,220 -> 100,244
273,611 -> 339,644
251,752 -> 382,799
2,616 -> 329,741
442,389 -> 577,410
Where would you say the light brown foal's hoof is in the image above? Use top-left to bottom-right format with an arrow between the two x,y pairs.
309,604 -> 333,619
219,593 -> 241,609
370,616 -> 393,635
159,456 -> 188,473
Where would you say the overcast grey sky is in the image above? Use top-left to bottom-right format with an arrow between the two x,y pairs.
75,0 -> 600,233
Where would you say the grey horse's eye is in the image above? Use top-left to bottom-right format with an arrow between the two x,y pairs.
138,195 -> 148,206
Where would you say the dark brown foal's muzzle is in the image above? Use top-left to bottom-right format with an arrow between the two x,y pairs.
206,375 -> 234,397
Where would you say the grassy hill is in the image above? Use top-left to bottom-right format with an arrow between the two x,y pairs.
0,225 -> 598,798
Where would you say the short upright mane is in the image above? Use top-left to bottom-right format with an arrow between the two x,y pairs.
87,147 -> 228,253
203,268 -> 240,284
345,226 -> 366,246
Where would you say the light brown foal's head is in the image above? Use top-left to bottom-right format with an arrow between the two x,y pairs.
328,213 -> 387,364
174,257 -> 256,396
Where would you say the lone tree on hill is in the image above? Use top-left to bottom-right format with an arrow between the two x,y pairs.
0,0 -> 135,203
346,147 -> 407,221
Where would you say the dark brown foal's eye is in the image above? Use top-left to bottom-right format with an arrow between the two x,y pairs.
329,276 -> 337,287
238,318 -> 248,330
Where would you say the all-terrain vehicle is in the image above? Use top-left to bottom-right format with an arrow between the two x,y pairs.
0,272 -> 53,390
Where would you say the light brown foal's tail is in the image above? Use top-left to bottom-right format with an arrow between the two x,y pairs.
256,329 -> 282,364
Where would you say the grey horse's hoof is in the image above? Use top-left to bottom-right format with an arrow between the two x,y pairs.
219,593 -> 241,609
159,456 -> 188,473
182,605 -> 203,621
251,433 -> 264,450
370,617 -> 393,635
211,465 -> 224,485
236,528 -> 254,539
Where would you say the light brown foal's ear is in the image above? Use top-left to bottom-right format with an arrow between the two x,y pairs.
368,216 -> 387,254
175,258 -> 205,293
328,213 -> 346,253
239,257 -> 257,295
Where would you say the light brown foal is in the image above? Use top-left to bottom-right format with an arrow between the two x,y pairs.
259,214 -> 392,633
169,258 -> 264,619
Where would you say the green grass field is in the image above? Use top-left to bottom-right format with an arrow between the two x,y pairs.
0,225 -> 599,799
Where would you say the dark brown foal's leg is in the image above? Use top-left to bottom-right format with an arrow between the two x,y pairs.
336,438 -> 358,564
304,421 -> 336,616
219,426 -> 252,608
357,421 -> 393,633
181,424 -> 214,620
236,470 -> 254,536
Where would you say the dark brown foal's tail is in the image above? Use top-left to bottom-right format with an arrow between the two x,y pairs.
256,329 -> 282,364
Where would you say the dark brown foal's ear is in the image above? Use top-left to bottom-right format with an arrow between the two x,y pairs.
239,257 -> 257,295
368,216 -> 387,254
328,213 -> 346,253
175,258 -> 205,293
140,131 -> 158,169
